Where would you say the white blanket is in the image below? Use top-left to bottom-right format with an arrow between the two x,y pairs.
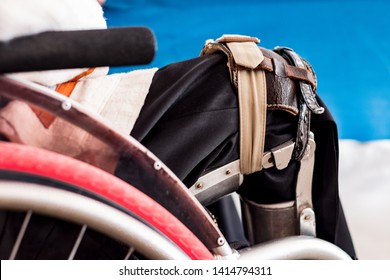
339,139 -> 390,259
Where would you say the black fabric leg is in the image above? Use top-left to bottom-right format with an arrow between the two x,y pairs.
311,98 -> 357,258
130,54 -> 240,186
115,53 -> 356,259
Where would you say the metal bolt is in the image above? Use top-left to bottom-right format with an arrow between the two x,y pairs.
195,182 -> 203,189
225,169 -> 231,175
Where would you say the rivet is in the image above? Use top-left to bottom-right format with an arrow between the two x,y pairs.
304,215 -> 311,221
195,183 -> 203,189
154,161 -> 162,170
225,169 -> 231,175
217,237 -> 225,246
61,100 -> 72,111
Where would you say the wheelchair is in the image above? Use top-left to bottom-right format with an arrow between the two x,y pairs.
0,27 -> 353,260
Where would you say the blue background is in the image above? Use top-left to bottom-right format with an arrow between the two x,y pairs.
103,0 -> 390,141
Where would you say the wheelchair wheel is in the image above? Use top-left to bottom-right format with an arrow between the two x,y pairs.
0,142 -> 213,260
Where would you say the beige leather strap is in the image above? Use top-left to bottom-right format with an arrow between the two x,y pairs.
236,68 -> 267,174
202,35 -> 267,174
226,41 -> 264,69
225,38 -> 267,174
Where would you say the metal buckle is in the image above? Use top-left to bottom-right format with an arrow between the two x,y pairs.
262,140 -> 295,170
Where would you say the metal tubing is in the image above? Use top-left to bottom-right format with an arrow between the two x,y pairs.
238,236 -> 352,260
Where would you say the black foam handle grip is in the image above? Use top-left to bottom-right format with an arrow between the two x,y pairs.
0,27 -> 156,73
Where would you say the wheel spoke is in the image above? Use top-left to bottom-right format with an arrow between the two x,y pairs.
68,224 -> 87,260
9,210 -> 32,260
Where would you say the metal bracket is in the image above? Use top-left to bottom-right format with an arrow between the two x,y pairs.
190,140 -> 296,206
299,208 -> 316,237
295,132 -> 316,236
262,140 -> 295,170
189,160 -> 243,206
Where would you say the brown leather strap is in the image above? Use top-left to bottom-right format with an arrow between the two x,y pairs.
202,43 -> 317,90
255,48 -> 317,89
274,47 -> 324,160
276,48 -> 323,114
200,36 -> 322,169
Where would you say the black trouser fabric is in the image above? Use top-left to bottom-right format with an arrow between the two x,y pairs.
120,53 -> 356,258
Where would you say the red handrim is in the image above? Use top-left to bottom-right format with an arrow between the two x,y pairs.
0,142 -> 214,260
